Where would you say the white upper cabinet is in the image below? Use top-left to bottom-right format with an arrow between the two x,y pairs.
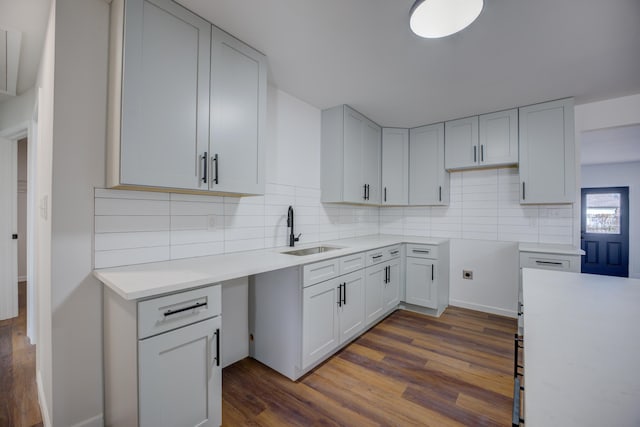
322,105 -> 381,205
381,128 -> 409,205
113,0 -> 211,191
107,0 -> 266,195
445,109 -> 518,170
209,26 -> 266,195
409,123 -> 449,206
445,116 -> 479,170
479,109 -> 518,166
519,98 -> 575,204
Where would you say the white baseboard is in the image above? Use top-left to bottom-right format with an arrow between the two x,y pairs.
449,299 -> 517,318
36,370 -> 52,427
70,414 -> 104,427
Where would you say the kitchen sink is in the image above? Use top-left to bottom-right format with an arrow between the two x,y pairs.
281,246 -> 343,256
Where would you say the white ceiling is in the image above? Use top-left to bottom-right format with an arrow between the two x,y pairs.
581,125 -> 640,165
0,0 -> 51,104
178,0 -> 640,128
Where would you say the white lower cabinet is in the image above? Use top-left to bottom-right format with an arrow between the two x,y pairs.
403,242 -> 450,316
302,269 -> 365,368
364,265 -> 385,326
405,257 -> 437,309
364,245 -> 402,327
139,316 -> 221,427
104,284 -> 222,427
384,259 -> 401,310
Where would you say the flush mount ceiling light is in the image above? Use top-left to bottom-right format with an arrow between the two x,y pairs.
410,0 -> 484,38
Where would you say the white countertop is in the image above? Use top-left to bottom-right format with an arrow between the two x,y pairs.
522,269 -> 640,426
94,234 -> 446,300
518,242 -> 584,256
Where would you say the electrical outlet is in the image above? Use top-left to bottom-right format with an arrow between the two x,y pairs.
463,270 -> 473,280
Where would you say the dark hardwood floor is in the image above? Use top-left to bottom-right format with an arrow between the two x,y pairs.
0,282 -> 43,427
223,307 -> 517,426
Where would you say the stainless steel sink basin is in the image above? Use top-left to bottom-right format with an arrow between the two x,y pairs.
281,246 -> 342,256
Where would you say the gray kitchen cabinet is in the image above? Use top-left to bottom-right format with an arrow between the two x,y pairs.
321,105 -> 381,205
409,123 -> 449,205
403,242 -> 450,316
250,253 -> 367,381
444,116 -> 478,170
104,284 -> 222,427
479,109 -> 518,166
364,245 -> 401,327
445,110 -> 518,170
381,128 -> 409,205
519,98 -> 575,204
208,26 -> 267,195
107,0 -> 266,195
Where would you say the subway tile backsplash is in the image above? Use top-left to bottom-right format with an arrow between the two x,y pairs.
94,168 -> 573,268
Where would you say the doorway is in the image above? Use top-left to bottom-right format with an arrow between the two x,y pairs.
581,187 -> 629,277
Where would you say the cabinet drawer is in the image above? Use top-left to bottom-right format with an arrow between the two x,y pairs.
386,245 -> 401,259
406,244 -> 438,259
138,285 -> 221,339
303,259 -> 340,287
365,248 -> 387,266
340,253 -> 365,275
519,252 -> 581,273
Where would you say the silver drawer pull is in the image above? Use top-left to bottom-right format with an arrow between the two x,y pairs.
164,301 -> 207,317
412,249 -> 430,254
535,260 -> 563,266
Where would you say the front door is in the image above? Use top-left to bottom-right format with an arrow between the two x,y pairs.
581,187 -> 629,277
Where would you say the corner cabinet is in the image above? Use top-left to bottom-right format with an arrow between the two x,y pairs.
519,98 -> 575,204
445,109 -> 518,170
409,123 -> 449,205
381,128 -> 409,205
321,105 -> 381,205
107,0 -> 266,195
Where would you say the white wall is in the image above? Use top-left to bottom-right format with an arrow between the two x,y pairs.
33,2 -> 55,425
581,162 -> 640,278
48,0 -> 108,425
0,86 -> 35,131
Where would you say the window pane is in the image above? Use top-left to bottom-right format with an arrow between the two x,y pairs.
586,193 -> 620,234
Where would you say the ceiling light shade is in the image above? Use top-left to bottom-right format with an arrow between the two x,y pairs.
410,0 -> 484,39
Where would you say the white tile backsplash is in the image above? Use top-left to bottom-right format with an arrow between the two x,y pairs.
94,168 -> 574,268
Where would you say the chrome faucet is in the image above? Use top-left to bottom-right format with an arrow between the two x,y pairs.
287,205 -> 301,247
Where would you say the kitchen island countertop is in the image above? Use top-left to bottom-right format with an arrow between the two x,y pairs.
522,268 -> 640,426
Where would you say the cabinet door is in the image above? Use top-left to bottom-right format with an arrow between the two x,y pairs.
343,107 -> 366,203
362,120 -> 382,205
210,26 -> 267,195
444,116 -> 479,170
120,0 -> 210,190
383,260 -> 401,310
519,98 -> 575,204
302,278 -> 340,369
405,258 -> 437,309
139,316 -> 221,427
409,123 -> 449,205
479,109 -> 518,167
338,270 -> 365,344
381,128 -> 409,205
364,265 -> 385,326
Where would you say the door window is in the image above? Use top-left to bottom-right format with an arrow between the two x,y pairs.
585,193 -> 621,234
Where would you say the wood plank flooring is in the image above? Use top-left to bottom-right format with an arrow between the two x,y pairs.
0,282 -> 43,427
223,307 -> 517,426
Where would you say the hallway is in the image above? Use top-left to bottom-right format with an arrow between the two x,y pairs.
0,282 -> 42,427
